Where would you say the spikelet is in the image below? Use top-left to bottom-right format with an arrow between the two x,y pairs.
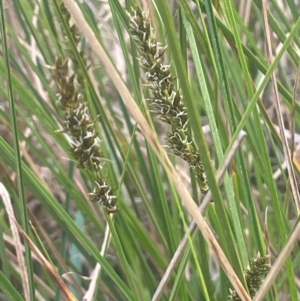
227,253 -> 271,300
51,2 -> 117,213
127,8 -> 208,194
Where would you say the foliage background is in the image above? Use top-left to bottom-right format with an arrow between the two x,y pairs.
0,0 -> 300,300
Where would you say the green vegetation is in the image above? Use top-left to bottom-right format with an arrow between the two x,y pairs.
0,0 -> 299,300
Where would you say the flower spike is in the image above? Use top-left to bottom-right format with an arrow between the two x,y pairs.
127,7 -> 209,194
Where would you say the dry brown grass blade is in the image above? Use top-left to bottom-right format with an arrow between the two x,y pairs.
61,1 -> 251,300
9,214 -> 78,301
29,215 -> 84,296
253,219 -> 300,301
252,1 -> 300,299
261,0 -> 300,213
0,182 -> 30,301
152,131 -> 247,301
